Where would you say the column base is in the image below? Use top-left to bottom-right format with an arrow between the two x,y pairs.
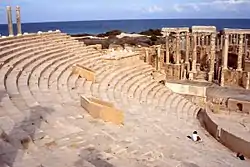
189,71 -> 197,80
208,72 -> 214,82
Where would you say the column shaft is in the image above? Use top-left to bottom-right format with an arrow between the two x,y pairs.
220,35 -> 223,49
237,34 -> 244,71
209,34 -> 216,81
222,34 -> 229,70
185,33 -> 189,63
176,33 -> 180,64
16,6 -> 22,35
192,33 -> 197,72
157,46 -> 161,70
165,35 -> 170,64
6,6 -> 14,36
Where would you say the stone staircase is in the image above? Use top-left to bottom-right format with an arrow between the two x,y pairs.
0,31 -> 249,167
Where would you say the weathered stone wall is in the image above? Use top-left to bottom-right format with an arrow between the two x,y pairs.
227,98 -> 250,114
196,107 -> 250,159
242,71 -> 250,89
197,109 -> 218,139
223,69 -> 243,87
220,129 -> 250,159
165,64 -> 181,80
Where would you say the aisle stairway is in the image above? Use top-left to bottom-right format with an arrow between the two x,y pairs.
0,31 -> 249,167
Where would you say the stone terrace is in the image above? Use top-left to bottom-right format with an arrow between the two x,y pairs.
0,31 -> 249,167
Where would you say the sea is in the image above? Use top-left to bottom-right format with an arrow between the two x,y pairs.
0,19 -> 250,36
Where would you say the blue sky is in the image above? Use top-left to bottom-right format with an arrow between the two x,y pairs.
0,0 -> 250,23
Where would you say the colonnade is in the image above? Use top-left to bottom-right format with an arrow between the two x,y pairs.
6,6 -> 22,36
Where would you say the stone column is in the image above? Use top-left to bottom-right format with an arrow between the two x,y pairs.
205,36 -> 209,46
189,33 -> 197,80
185,32 -> 189,64
229,34 -> 232,45
245,38 -> 248,57
220,35 -> 223,49
237,34 -> 244,71
165,34 -> 170,64
220,68 -> 225,86
157,45 -> 161,70
16,6 -> 22,35
222,33 -> 229,70
196,35 -> 199,46
176,33 -> 180,64
201,35 -> 205,46
6,6 -> 14,36
216,37 -> 220,51
192,33 -> 197,72
209,34 -> 216,82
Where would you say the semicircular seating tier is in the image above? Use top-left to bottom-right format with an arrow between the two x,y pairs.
0,31 -> 249,167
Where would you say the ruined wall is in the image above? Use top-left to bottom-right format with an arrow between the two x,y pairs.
196,107 -> 250,159
223,70 -> 243,87
165,64 -> 181,80
227,98 -> 250,114
220,129 -> 250,159
197,109 -> 218,138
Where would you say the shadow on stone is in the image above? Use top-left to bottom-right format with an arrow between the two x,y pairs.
0,90 -> 6,103
0,105 -> 54,167
75,147 -> 115,167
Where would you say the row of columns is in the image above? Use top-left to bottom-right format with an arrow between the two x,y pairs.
6,6 -> 22,36
222,33 -> 244,71
165,32 -> 189,65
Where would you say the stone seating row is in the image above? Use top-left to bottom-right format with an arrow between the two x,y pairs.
0,32 -> 249,166
70,61 -> 246,164
0,32 -> 124,166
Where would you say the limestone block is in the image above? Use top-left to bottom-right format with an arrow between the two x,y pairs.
72,64 -> 96,82
80,96 -> 124,125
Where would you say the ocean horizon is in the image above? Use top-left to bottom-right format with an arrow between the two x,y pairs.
0,19 -> 250,36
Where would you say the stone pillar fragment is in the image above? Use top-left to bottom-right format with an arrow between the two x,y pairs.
16,6 -> 22,35
189,33 -> 197,80
209,34 -> 216,82
192,33 -> 197,72
165,35 -> 170,64
222,34 -> 229,70
157,45 -> 161,70
176,33 -> 180,64
185,33 -> 189,64
6,6 -> 14,36
237,34 -> 244,71
220,35 -> 223,49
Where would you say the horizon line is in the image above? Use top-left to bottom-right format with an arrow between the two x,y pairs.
0,18 -> 250,25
